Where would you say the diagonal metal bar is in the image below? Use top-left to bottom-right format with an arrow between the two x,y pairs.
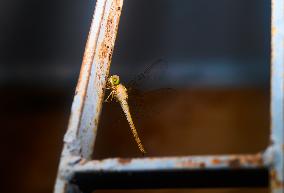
54,0 -> 124,192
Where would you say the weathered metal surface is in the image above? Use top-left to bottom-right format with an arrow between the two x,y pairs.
77,0 -> 124,159
63,0 -> 108,158
54,0 -> 124,192
270,0 -> 284,192
63,0 -> 124,159
65,154 -> 270,190
67,153 -> 269,176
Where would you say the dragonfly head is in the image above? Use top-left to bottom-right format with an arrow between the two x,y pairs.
108,75 -> 120,87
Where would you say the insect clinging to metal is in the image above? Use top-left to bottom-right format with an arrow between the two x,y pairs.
105,74 -> 147,154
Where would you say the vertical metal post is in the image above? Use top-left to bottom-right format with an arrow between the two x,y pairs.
271,0 -> 284,192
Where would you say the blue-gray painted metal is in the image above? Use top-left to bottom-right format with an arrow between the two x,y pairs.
69,154 -> 268,175
271,0 -> 284,192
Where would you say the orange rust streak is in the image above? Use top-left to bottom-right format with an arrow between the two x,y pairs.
179,154 -> 263,169
94,0 -> 124,109
179,160 -> 205,168
94,0 -> 123,123
118,158 -> 132,165
98,0 -> 122,68
95,0 -> 123,99
211,159 -> 222,165
270,169 -> 284,189
89,0 -> 124,155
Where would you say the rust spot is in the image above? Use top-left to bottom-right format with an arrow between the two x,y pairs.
100,43 -> 108,59
108,53 -> 113,60
271,169 -> 284,188
199,162 -> 206,168
180,160 -> 195,167
94,117 -> 99,126
179,160 -> 203,168
240,154 -> 263,166
118,158 -> 131,165
97,0 -> 122,67
79,159 -> 87,165
272,26 -> 277,37
211,158 -> 222,165
228,158 -> 241,168
227,154 -> 263,168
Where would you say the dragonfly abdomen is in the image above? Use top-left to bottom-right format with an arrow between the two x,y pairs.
115,84 -> 146,154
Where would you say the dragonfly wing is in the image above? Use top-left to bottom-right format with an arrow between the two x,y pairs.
128,87 -> 178,120
126,58 -> 169,92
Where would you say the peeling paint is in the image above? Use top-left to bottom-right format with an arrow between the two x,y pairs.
68,153 -> 270,176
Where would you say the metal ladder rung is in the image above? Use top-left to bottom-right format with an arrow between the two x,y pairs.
64,154 -> 270,191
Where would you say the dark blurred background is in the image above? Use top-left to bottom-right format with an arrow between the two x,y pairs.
0,0 -> 270,193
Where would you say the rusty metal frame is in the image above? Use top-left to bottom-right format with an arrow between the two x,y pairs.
270,0 -> 284,192
53,0 -> 284,192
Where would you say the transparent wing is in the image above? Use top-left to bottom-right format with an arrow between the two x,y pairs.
126,58 -> 169,92
124,58 -> 177,120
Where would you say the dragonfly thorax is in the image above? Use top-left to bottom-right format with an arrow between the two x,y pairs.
108,75 -> 120,87
115,84 -> 128,101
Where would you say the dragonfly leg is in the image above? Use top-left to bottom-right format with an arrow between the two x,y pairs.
105,90 -> 115,102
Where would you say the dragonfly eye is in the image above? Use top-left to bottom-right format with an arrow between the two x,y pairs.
111,75 -> 120,85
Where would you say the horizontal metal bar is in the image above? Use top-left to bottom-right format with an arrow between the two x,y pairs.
72,154 -> 268,172
63,153 -> 272,191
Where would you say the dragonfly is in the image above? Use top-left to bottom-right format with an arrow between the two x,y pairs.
104,59 -> 170,154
